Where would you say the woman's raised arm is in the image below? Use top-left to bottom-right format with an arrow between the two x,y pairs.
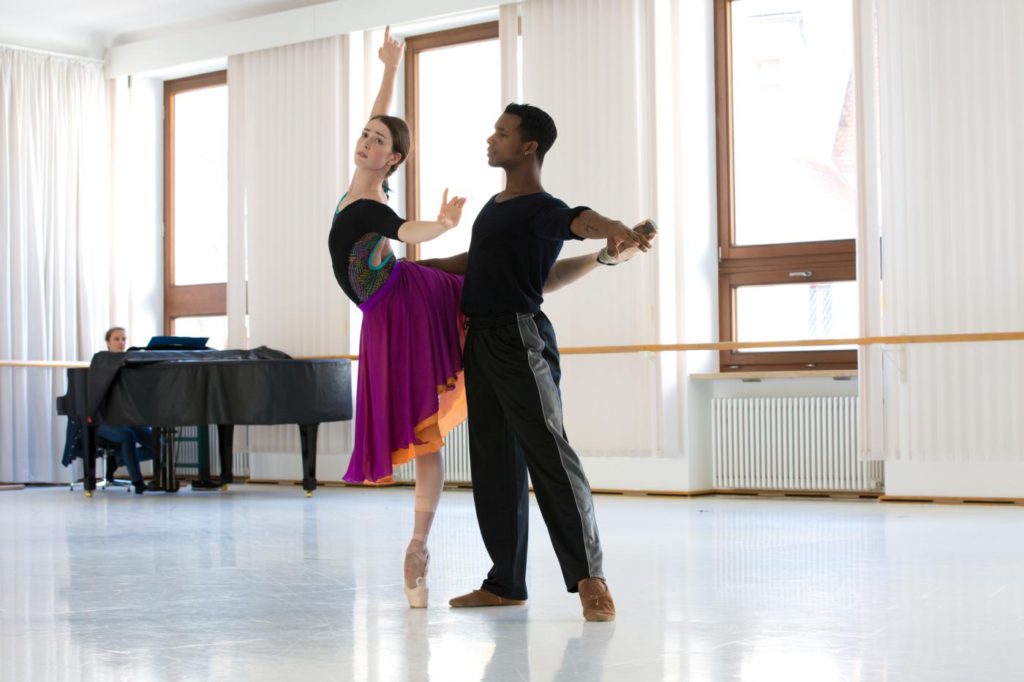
369,26 -> 405,119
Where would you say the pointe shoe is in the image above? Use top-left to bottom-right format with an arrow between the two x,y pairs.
404,547 -> 429,608
405,577 -> 427,608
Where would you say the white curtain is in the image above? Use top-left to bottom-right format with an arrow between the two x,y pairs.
228,37 -> 353,477
499,4 -> 520,105
517,0 -> 720,475
865,0 -> 1024,460
647,0 -> 720,472
855,0 -> 885,460
109,75 -> 164,346
0,47 -> 109,482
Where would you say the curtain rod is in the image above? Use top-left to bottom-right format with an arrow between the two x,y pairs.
0,42 -> 104,65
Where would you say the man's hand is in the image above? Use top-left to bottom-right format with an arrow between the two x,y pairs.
598,220 -> 658,265
604,220 -> 653,258
571,210 -> 655,251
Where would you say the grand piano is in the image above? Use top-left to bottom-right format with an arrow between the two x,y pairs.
57,347 -> 352,496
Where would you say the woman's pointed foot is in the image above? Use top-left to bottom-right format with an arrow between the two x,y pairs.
404,542 -> 429,608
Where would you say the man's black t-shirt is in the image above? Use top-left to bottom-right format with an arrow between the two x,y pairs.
461,192 -> 587,316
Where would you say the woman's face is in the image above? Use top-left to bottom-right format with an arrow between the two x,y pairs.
107,330 -> 127,352
354,119 -> 401,174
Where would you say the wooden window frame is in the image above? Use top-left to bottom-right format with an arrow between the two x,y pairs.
403,22 -> 500,261
714,0 -> 857,371
163,71 -> 228,334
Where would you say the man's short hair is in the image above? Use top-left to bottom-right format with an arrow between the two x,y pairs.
504,103 -> 557,165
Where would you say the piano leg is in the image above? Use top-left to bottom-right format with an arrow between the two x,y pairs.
149,429 -> 160,489
83,423 -> 97,498
194,421 -> 212,485
298,423 -> 319,497
148,428 -> 167,492
217,425 -> 234,488
151,428 -> 179,493
192,426 -> 220,490
165,429 -> 180,492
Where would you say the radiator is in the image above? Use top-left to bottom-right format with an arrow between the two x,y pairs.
393,421 -> 472,484
174,426 -> 251,478
712,397 -> 883,492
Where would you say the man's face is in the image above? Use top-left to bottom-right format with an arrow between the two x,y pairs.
107,330 -> 126,352
486,113 -> 533,169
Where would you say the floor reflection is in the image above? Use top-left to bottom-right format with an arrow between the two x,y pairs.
2,487 -> 1024,681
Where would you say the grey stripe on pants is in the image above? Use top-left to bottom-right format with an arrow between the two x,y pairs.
517,314 -> 603,578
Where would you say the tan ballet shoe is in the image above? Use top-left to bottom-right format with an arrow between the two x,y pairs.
448,588 -> 527,607
404,547 -> 429,608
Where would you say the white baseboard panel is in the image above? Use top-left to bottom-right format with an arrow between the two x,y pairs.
581,455 -> 693,493
886,460 -> 1024,498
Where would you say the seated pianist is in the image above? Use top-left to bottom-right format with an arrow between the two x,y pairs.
62,326 -> 155,494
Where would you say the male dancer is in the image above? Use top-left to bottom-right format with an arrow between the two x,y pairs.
422,104 -> 652,621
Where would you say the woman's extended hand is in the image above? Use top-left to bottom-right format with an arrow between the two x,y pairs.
379,26 -> 405,68
604,221 -> 653,258
599,220 -> 658,264
437,189 -> 467,229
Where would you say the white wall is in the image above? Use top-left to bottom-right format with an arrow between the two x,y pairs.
105,0 -> 519,78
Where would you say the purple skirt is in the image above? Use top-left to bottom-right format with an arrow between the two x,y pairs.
343,260 -> 466,484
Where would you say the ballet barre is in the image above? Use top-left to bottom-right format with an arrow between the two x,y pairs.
5,330 -> 1024,368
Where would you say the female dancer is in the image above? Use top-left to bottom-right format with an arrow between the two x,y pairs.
329,28 -> 466,608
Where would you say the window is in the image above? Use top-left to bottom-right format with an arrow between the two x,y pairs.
404,23 -> 502,260
715,0 -> 858,370
163,71 -> 228,346
173,315 -> 229,351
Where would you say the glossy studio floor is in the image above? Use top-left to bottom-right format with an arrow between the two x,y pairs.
3,484 -> 1023,682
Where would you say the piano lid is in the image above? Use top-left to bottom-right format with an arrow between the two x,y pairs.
87,346 -> 293,417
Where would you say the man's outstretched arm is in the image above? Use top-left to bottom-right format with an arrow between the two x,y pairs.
416,251 -> 469,275
545,222 -> 658,293
569,210 -> 653,256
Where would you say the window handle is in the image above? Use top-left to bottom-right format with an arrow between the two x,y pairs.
789,271 -> 813,278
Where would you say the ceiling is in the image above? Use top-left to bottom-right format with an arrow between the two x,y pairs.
0,0 -> 332,58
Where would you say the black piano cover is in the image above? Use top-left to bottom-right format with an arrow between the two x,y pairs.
86,348 -> 352,427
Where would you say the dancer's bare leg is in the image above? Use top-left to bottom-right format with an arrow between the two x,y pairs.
405,450 -> 443,605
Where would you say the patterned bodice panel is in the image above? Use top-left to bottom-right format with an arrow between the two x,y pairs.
347,232 -> 395,302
